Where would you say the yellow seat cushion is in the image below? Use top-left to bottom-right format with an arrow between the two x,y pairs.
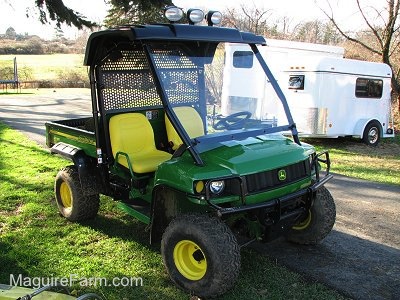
165,106 -> 205,150
109,113 -> 171,173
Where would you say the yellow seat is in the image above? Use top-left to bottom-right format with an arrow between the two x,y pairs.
165,106 -> 205,150
109,113 -> 171,174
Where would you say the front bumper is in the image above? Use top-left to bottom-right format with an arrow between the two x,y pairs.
212,172 -> 332,217
208,151 -> 332,218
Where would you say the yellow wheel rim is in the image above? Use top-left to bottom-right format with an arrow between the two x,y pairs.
173,240 -> 207,281
293,210 -> 312,230
60,182 -> 73,208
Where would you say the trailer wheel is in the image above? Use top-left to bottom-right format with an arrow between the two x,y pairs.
362,121 -> 381,146
286,186 -> 336,245
161,214 -> 240,298
55,165 -> 100,221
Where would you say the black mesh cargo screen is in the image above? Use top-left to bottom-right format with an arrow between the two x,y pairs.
98,49 -> 162,112
97,45 -> 202,113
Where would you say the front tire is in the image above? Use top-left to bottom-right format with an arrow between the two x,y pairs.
286,186 -> 336,245
55,165 -> 100,221
161,214 -> 240,298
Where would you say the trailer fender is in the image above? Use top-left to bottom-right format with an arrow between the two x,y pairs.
50,142 -> 103,195
353,118 -> 382,138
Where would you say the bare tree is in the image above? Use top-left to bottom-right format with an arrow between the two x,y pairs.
280,16 -> 294,37
291,20 -> 343,44
319,0 -> 400,93
222,4 -> 272,35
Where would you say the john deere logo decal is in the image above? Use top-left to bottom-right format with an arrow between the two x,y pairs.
278,169 -> 287,181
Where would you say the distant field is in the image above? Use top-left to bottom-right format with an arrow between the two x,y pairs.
0,54 -> 86,81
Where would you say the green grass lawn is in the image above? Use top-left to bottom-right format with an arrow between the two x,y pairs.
0,54 -> 86,81
305,136 -> 400,186
0,122 -> 346,299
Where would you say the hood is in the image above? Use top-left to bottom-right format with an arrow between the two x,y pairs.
155,135 -> 314,192
198,136 -> 310,176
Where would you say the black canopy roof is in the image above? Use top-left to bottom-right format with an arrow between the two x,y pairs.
84,24 -> 266,66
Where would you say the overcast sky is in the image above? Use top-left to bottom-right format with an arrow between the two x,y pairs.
0,0 -> 387,40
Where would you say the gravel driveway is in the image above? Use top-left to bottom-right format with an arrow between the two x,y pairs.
255,174 -> 400,300
1,89 -> 399,299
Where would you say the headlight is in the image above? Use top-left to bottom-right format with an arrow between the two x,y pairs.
209,180 -> 225,194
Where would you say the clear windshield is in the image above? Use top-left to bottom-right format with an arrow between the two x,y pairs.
149,43 -> 290,151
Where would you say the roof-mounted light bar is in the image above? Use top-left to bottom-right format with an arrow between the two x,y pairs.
164,6 -> 222,26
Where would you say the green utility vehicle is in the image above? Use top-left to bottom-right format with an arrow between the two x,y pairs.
46,7 -> 335,298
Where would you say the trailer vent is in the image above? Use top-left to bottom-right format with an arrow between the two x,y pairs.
246,160 -> 310,194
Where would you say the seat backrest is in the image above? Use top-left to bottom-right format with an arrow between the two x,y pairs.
109,113 -> 162,173
165,106 -> 205,150
109,113 -> 172,174
109,112 -> 156,158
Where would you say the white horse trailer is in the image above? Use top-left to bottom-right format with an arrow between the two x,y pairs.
221,41 -> 395,145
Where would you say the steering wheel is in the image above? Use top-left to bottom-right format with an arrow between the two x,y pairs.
213,111 -> 252,130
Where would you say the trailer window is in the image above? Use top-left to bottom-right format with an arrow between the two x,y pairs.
288,75 -> 305,90
233,51 -> 253,68
355,78 -> 383,98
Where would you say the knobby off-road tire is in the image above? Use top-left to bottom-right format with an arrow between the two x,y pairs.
161,213 -> 241,298
54,165 -> 100,221
286,186 -> 336,245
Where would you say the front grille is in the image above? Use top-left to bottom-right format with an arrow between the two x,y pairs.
246,160 -> 310,194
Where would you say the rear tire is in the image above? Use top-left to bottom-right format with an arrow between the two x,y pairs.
55,165 -> 100,221
161,214 -> 240,298
286,186 -> 336,245
362,121 -> 381,146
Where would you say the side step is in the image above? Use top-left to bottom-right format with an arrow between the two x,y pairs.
118,198 -> 151,224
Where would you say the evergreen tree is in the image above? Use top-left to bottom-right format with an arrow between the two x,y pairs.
5,27 -> 17,39
104,0 -> 174,28
31,0 -> 97,29
19,0 -> 174,29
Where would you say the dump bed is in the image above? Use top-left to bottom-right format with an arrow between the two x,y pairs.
45,117 -> 96,159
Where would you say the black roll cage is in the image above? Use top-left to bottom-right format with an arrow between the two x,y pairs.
86,24 -> 300,167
